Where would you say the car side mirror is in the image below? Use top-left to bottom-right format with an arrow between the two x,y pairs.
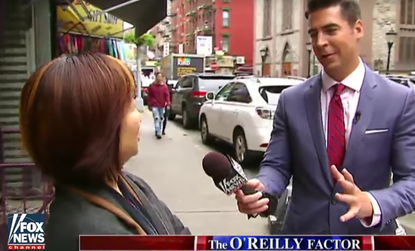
206,92 -> 215,100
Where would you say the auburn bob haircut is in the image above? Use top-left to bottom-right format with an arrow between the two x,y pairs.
19,53 -> 135,186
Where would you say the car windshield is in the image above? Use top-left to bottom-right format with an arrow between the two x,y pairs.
389,78 -> 410,87
258,85 -> 292,105
198,76 -> 235,92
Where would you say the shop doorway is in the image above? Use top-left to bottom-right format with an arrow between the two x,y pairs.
262,53 -> 272,76
263,63 -> 271,76
282,42 -> 292,76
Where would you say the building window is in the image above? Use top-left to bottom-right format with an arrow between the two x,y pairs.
282,0 -> 292,30
399,36 -> 415,63
222,10 -> 230,27
263,0 -> 271,37
398,0 -> 415,64
222,35 -> 230,52
401,0 -> 415,25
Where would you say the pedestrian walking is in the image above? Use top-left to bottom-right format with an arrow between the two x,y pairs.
235,0 -> 415,234
147,72 -> 170,139
162,76 -> 173,135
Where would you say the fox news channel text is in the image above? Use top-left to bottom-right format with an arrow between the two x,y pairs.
79,235 -> 415,250
8,213 -> 46,250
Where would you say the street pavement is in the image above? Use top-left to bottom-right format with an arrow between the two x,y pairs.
124,110 -> 268,235
125,110 -> 415,234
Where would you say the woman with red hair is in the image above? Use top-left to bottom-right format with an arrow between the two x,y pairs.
19,53 -> 190,251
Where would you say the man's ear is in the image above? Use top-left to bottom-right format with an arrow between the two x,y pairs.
354,19 -> 364,39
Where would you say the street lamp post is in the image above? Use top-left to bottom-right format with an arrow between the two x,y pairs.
306,42 -> 312,78
260,47 -> 269,77
385,28 -> 397,75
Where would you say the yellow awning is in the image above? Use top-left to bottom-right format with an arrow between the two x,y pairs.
57,1 -> 124,39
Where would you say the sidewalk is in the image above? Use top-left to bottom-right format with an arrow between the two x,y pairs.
124,110 -> 268,235
126,111 -> 415,234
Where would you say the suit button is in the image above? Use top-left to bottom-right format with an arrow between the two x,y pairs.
331,198 -> 337,205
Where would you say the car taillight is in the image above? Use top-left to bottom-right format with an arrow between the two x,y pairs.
256,107 -> 274,119
192,91 -> 207,98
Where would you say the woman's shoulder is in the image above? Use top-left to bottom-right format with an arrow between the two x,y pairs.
122,171 -> 157,197
46,188 -> 135,244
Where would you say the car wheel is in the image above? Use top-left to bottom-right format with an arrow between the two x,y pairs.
168,111 -> 176,120
200,116 -> 213,144
233,129 -> 250,165
182,107 -> 192,129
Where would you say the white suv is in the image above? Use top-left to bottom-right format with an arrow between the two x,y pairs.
199,77 -> 303,164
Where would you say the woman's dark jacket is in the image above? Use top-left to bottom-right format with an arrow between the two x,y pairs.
45,171 -> 191,251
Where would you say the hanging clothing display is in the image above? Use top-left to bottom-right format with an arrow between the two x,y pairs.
58,33 -> 127,61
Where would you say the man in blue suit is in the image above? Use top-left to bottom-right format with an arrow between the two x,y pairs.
235,0 -> 415,234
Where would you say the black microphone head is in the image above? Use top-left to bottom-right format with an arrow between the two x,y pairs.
202,152 -> 231,179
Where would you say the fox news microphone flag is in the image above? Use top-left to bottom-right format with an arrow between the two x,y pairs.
8,213 -> 45,250
78,235 -> 415,250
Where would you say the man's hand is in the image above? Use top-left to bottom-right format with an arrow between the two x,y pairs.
148,106 -> 152,111
331,166 -> 374,222
235,179 -> 269,215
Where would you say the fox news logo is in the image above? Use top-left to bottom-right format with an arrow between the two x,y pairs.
8,213 -> 45,250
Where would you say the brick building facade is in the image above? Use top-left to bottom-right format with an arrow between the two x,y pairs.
169,0 -> 254,65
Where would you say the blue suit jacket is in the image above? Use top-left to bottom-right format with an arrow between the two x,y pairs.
257,68 -> 415,234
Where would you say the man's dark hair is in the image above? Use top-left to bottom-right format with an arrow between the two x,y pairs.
305,0 -> 361,25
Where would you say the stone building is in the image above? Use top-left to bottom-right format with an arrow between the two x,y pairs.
254,0 -> 415,77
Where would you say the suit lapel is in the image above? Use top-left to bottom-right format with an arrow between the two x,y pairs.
343,68 -> 377,170
304,75 -> 332,186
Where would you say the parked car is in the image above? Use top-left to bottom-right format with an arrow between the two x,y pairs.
166,80 -> 178,115
169,74 -> 235,128
167,79 -> 178,89
141,78 -> 154,105
199,77 -> 303,165
383,75 -> 415,90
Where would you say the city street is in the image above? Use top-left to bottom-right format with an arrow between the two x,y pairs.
124,110 -> 268,235
125,110 -> 415,235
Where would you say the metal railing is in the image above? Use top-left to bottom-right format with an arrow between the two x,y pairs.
0,128 -> 54,250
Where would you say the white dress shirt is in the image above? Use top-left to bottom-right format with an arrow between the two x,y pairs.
321,59 -> 381,228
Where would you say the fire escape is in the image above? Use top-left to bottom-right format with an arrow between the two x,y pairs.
168,10 -> 178,53
185,9 -> 198,53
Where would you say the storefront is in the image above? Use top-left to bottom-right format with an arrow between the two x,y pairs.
56,1 -> 127,59
0,0 -> 166,159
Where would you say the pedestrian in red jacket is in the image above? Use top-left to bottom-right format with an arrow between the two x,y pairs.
147,72 -> 170,139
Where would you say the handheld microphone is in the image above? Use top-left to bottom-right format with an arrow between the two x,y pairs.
202,152 -> 278,218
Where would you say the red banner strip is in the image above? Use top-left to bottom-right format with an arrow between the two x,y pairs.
79,235 -> 196,250
373,235 -> 415,250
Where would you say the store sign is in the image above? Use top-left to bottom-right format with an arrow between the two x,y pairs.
196,36 -> 212,56
57,1 -> 124,38
173,57 -> 204,79
163,43 -> 170,57
177,57 -> 191,66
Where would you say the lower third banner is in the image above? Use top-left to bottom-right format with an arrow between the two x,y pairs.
79,235 -> 415,250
